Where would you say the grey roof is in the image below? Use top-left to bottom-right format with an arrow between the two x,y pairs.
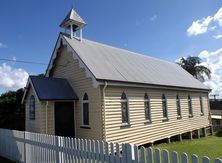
60,9 -> 86,30
61,33 -> 210,91
30,76 -> 78,101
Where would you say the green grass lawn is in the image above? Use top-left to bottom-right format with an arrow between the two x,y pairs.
154,136 -> 222,161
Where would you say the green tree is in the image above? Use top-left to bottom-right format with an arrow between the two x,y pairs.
0,88 -> 25,130
177,56 -> 211,82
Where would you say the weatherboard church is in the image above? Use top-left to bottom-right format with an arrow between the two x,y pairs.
22,9 -> 211,146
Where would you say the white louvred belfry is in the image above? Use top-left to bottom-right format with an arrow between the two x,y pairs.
60,8 -> 86,41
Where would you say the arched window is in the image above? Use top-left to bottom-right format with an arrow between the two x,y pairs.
144,93 -> 151,121
162,94 -> 168,119
82,93 -> 89,126
200,95 -> 204,115
188,95 -> 193,117
176,95 -> 182,117
121,92 -> 129,124
29,95 -> 35,120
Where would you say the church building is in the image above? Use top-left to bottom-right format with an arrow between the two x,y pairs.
22,9 -> 211,146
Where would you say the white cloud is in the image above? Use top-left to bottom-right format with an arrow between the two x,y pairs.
187,7 -> 222,37
187,16 -> 213,36
213,7 -> 222,26
150,15 -> 157,21
0,63 -> 29,91
213,34 -> 222,39
197,48 -> 222,98
209,25 -> 217,31
0,42 -> 7,48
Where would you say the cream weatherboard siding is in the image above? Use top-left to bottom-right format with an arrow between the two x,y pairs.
49,46 -> 103,140
40,101 -> 55,135
25,87 -> 44,133
104,86 -> 210,146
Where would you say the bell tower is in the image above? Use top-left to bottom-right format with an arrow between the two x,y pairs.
60,9 -> 86,41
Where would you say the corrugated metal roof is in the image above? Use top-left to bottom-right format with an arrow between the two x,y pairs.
30,76 -> 78,101
62,34 -> 210,90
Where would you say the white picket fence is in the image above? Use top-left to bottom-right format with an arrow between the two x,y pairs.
0,128 -> 221,163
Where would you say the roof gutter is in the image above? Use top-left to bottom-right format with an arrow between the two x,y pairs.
97,79 -> 211,93
102,81 -> 108,141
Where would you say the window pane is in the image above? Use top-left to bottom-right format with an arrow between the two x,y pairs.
83,93 -> 88,101
121,102 -> 129,123
121,92 -> 127,100
29,96 -> 35,120
162,94 -> 167,118
188,95 -> 193,116
176,95 -> 181,116
83,103 -> 89,125
144,101 -> 151,121
200,96 -> 204,114
162,101 -> 167,118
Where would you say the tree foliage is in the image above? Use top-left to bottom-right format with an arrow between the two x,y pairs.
177,56 -> 211,82
0,88 -> 25,130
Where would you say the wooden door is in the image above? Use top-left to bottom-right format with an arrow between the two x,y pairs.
54,102 -> 75,137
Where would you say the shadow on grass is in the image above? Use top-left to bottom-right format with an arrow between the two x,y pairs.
215,130 -> 222,137
0,157 -> 15,163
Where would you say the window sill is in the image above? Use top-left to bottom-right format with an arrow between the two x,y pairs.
144,120 -> 152,124
162,118 -> 169,122
189,114 -> 193,118
120,123 -> 131,128
177,116 -> 182,120
80,125 -> 91,129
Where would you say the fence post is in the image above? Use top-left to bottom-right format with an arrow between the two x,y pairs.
105,142 -> 109,162
110,143 -> 114,163
155,148 -> 161,163
23,131 -> 26,163
95,140 -> 100,161
202,156 -> 210,163
126,144 -> 133,163
163,149 -> 169,163
55,136 -> 59,163
99,141 -> 104,163
133,144 -> 138,163
182,152 -> 188,163
214,158 -> 222,163
115,143 -> 120,163
191,154 -> 198,163
140,146 -> 146,163
172,151 -> 179,163
147,147 -> 153,163
122,144 -> 126,163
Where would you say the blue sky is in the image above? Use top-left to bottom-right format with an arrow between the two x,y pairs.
0,0 -> 222,95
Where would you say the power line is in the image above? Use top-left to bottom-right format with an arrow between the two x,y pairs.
0,58 -> 48,66
0,58 -> 67,67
